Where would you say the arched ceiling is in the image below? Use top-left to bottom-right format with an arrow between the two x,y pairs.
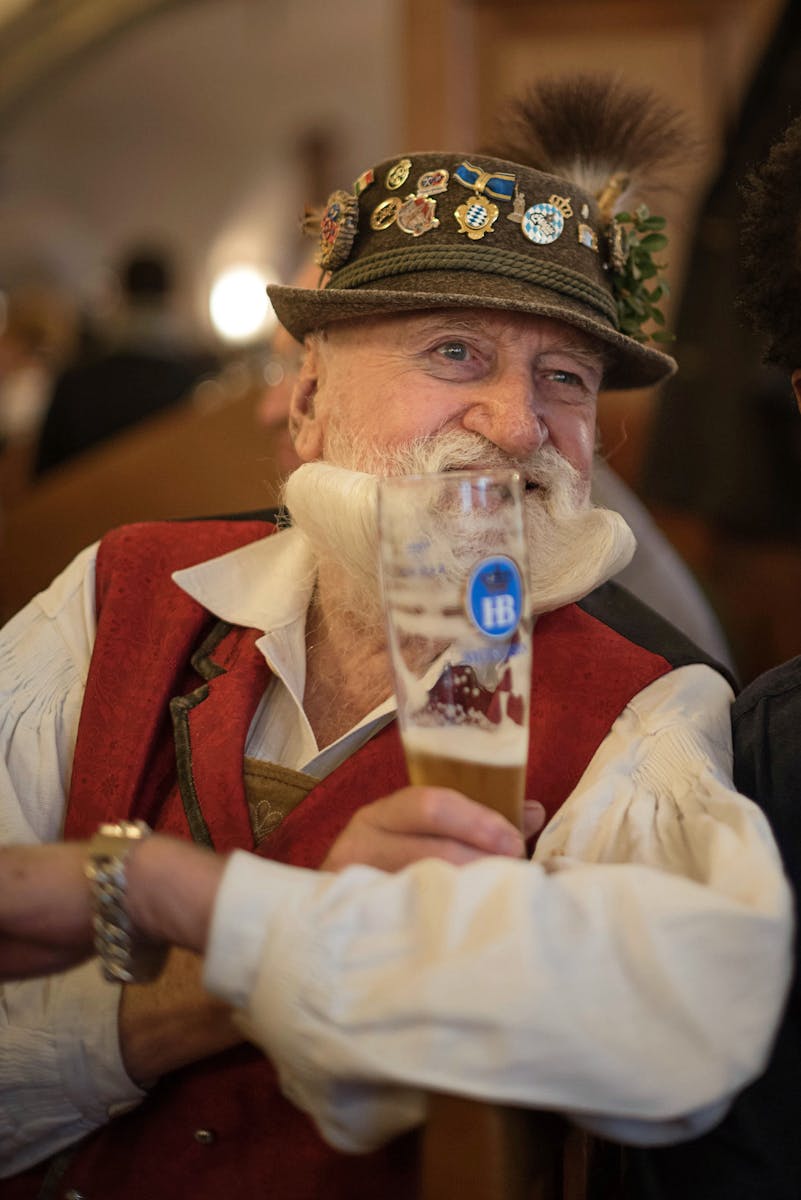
0,0 -> 199,125
0,0 -> 402,333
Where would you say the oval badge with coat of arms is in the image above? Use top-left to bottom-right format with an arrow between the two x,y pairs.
454,194 -> 499,240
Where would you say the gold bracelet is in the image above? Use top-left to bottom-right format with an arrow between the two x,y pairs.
86,820 -> 169,983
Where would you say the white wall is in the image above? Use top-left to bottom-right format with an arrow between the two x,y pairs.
0,0 -> 402,338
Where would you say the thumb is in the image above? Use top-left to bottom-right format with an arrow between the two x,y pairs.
522,799 -> 547,840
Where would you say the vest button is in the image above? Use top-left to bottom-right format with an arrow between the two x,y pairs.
193,1128 -> 217,1145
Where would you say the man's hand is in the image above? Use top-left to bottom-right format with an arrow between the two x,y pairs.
321,787 -> 546,872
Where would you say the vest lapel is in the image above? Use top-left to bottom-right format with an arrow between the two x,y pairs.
170,620 -> 272,852
65,596 -> 212,838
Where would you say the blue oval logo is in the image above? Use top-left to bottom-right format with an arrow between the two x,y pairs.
466,555 -> 524,638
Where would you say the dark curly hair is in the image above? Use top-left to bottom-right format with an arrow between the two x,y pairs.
740,113 -> 801,371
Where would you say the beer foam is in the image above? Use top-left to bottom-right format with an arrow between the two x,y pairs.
402,722 -> 527,766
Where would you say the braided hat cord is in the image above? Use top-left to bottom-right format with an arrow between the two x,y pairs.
329,246 -> 618,327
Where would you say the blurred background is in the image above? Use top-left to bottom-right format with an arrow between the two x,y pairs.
0,0 -> 795,682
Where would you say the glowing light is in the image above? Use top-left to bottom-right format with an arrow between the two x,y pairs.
209,265 -> 274,342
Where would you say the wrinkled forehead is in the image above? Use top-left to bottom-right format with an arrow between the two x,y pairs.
318,307 -> 609,363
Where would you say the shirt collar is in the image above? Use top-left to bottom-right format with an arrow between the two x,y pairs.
171,525 -> 314,634
171,525 -> 395,775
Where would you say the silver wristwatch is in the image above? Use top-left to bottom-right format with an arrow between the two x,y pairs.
86,820 -> 169,984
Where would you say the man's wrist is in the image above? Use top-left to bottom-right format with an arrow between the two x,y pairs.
124,834 -> 227,954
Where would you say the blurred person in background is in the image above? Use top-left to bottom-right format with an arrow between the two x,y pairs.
623,106 -> 801,1200
642,0 -> 801,682
591,456 -> 733,668
34,244 -> 217,476
0,284 -> 76,501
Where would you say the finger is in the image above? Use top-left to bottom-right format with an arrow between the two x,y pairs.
321,788 -> 526,873
344,834 -> 502,874
370,788 -> 524,856
322,822 -> 502,873
523,800 -> 547,840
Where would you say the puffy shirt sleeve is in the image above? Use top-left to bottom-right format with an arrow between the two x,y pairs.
204,664 -> 793,1152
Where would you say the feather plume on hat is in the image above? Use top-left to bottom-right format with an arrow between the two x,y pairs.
481,74 -> 689,220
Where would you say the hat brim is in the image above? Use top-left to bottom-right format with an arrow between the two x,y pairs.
268,271 -> 676,391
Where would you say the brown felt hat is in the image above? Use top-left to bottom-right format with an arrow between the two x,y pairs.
268,152 -> 677,390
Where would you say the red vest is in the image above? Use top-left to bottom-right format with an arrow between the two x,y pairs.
9,519 -> 678,1200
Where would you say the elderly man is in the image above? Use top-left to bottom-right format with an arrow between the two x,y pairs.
0,79 -> 791,1199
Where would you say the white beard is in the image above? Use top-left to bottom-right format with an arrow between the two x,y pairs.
282,430 -> 635,620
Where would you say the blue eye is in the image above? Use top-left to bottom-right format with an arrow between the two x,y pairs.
548,369 -> 582,386
437,341 -> 470,361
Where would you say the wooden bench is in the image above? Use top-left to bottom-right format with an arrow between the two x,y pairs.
0,384 -> 284,619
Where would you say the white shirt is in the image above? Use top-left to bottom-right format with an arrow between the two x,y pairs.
0,529 -> 792,1174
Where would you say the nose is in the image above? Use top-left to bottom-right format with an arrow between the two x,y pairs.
460,372 -> 547,459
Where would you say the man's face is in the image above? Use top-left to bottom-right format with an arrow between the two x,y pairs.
289,309 -> 603,496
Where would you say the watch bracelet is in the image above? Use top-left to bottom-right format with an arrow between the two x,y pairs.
86,823 -> 169,984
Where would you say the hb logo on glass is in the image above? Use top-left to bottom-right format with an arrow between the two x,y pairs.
466,557 -> 524,639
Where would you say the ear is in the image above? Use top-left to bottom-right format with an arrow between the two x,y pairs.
289,337 -> 325,462
792,369 -> 801,415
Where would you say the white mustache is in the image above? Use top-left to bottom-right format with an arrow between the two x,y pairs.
284,448 -> 635,617
322,425 -> 585,502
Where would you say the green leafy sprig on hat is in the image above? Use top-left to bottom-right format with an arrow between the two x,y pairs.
609,205 -> 674,345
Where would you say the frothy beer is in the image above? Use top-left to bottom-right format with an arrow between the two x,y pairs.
403,725 -> 526,830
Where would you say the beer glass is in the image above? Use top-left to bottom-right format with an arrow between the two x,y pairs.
379,469 -> 535,1197
378,469 -> 532,829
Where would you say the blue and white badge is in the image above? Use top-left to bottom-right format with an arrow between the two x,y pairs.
466,555 -> 524,639
454,194 -> 499,240
521,195 -> 573,246
522,202 -> 565,245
